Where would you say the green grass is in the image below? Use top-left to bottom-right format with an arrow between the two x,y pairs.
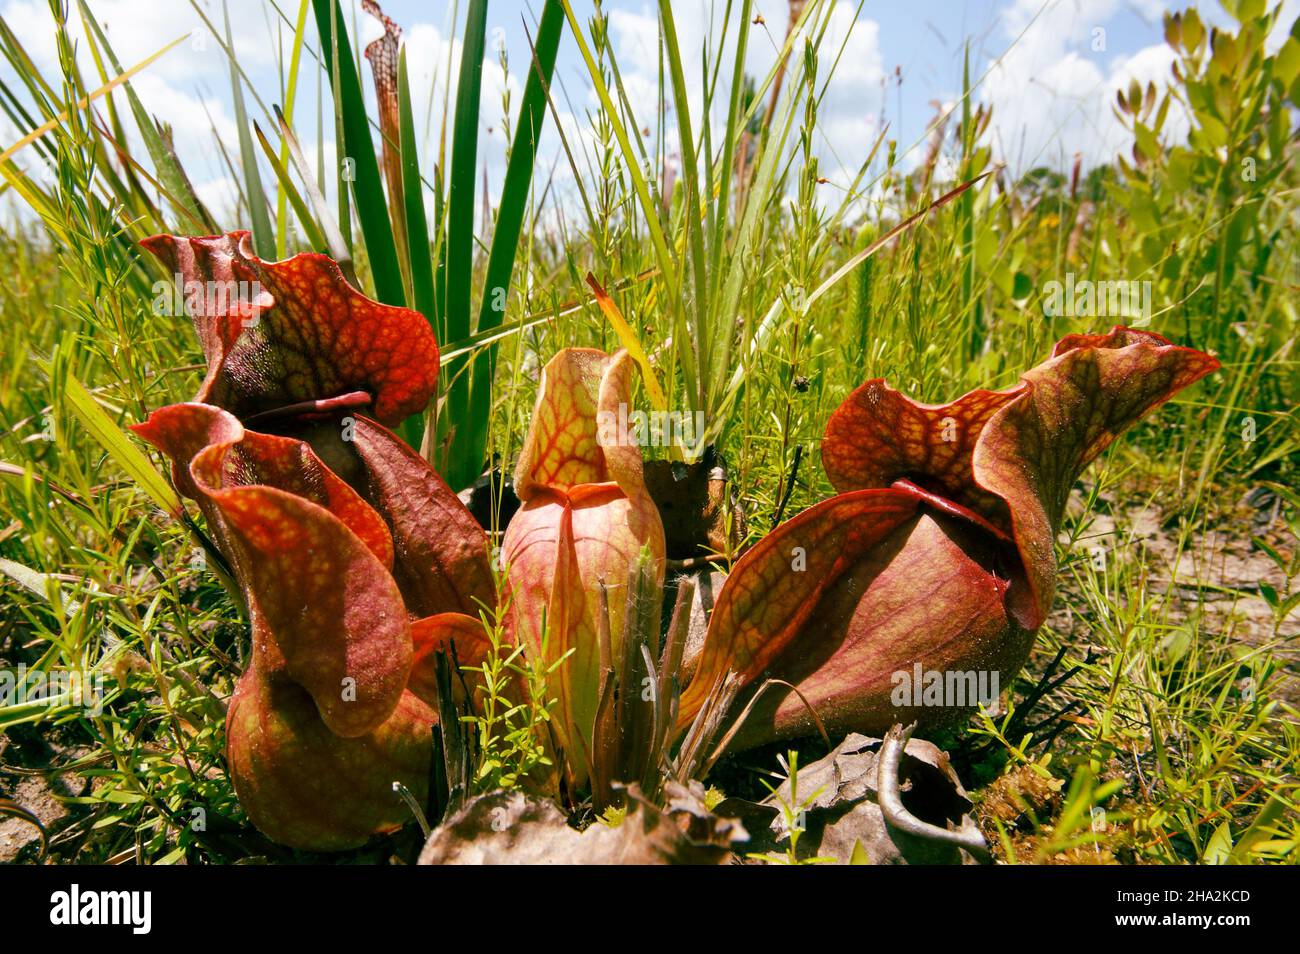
0,0 -> 1296,863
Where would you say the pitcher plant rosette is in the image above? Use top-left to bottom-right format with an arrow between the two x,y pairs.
133,231 -> 494,850
131,231 -> 1218,851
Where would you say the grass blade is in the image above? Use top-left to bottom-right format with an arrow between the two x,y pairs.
276,0 -> 312,258
311,0 -> 404,306
398,48 -> 435,325
272,105 -> 354,276
585,273 -> 668,412
438,0 -> 490,483
658,0 -> 710,406
0,32 -> 187,165
47,363 -> 182,519
454,0 -> 565,489
559,0 -> 680,314
225,0 -> 274,255
397,47 -> 435,450
73,0 -> 214,231
254,121 -> 330,253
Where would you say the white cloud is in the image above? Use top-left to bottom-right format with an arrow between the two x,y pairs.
592,0 -> 884,186
812,2 -> 885,178
979,0 -> 1185,172
194,174 -> 238,219
0,0 -> 277,221
2,0 -> 277,83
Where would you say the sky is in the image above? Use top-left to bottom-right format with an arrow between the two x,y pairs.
1,0 -> 1296,224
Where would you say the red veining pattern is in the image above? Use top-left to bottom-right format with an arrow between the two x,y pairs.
503,347 -> 665,789
133,403 -> 394,568
141,231 -> 438,425
974,326 -> 1220,629
684,327 -> 1219,746
407,612 -> 492,710
822,378 -> 1022,522
132,401 -> 445,849
515,348 -> 611,495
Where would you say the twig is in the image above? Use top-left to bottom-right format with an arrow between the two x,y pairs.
877,722 -> 992,864
771,443 -> 803,528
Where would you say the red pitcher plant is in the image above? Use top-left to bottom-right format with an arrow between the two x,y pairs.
132,232 -> 1218,848
134,231 -> 493,850
677,328 -> 1218,747
501,349 -> 667,791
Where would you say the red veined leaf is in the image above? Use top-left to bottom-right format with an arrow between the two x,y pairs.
973,326 -> 1219,628
141,230 -> 439,426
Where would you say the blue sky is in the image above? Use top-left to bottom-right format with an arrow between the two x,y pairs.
1,0 -> 1295,222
